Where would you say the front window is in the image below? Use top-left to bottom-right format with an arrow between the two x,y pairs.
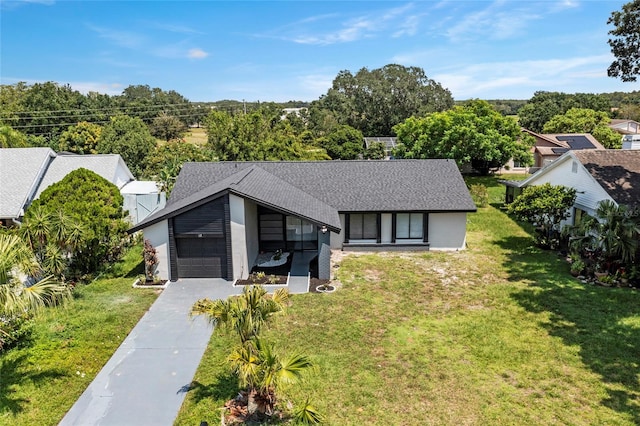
349,213 -> 378,240
396,213 -> 423,239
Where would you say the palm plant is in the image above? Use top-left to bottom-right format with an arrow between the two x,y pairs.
191,286 -> 319,422
0,234 -> 71,344
20,206 -> 86,279
564,200 -> 640,272
227,338 -> 313,419
191,285 -> 289,344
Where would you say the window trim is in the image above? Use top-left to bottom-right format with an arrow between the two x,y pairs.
392,212 -> 428,244
345,213 -> 380,243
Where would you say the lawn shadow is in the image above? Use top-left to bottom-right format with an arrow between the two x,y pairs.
0,353 -> 67,415
125,259 -> 144,278
187,372 -> 239,403
496,236 -> 640,423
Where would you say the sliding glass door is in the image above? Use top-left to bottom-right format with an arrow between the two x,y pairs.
285,216 -> 317,251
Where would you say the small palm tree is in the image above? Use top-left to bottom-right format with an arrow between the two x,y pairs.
20,206 -> 86,279
228,338 -> 313,419
0,234 -> 71,342
565,200 -> 640,271
191,285 -> 289,344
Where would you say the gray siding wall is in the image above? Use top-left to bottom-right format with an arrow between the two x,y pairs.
318,230 -> 331,280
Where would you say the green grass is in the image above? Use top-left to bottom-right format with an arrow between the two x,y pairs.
183,127 -> 208,146
0,244 -> 159,426
176,175 -> 640,425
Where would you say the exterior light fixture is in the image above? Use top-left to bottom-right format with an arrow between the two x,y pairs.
321,225 -> 328,234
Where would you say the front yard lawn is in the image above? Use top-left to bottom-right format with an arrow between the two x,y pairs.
0,244 -> 159,426
176,175 -> 640,425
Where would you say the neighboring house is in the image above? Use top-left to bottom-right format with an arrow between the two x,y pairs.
364,137 -> 397,159
129,160 -> 477,282
523,129 -> 605,173
609,119 -> 640,135
501,149 -> 640,224
121,181 -> 167,225
0,147 -> 165,226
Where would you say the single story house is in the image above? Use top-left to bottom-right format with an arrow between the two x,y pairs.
522,129 -> 605,173
609,119 -> 639,135
129,160 -> 477,282
501,149 -> 640,224
0,147 -> 165,226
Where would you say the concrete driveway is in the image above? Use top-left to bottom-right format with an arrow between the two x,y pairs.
59,279 -> 242,426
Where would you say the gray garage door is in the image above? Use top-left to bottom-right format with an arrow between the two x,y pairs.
176,237 -> 227,279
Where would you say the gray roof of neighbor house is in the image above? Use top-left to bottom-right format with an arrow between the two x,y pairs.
33,154 -> 134,199
131,159 -> 476,232
573,150 -> 640,208
0,148 -> 136,221
0,147 -> 56,219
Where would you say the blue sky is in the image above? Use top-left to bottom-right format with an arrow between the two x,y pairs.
1,0 -> 639,102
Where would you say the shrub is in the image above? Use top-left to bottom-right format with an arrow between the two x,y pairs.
143,239 -> 158,281
25,168 -> 129,278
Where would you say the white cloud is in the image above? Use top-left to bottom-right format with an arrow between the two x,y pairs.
433,55 -> 614,99
86,24 -> 145,49
146,21 -> 204,35
187,48 -> 208,59
268,2 -> 422,46
445,1 -> 541,42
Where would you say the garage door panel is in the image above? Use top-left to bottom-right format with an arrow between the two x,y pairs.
176,237 -> 227,278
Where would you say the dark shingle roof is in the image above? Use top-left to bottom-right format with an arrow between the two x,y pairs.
573,150 -> 640,208
133,159 -> 475,232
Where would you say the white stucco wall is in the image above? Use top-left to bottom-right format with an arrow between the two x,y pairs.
143,219 -> 170,280
229,194 -> 249,279
330,213 -> 345,249
381,213 -> 392,243
244,200 -> 259,271
428,213 -> 468,250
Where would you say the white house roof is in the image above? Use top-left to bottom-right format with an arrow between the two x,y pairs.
33,154 -> 134,199
120,180 -> 159,194
0,148 -> 137,221
0,147 -> 56,219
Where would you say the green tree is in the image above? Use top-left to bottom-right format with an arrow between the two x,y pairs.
310,64 -> 453,136
518,91 -> 611,133
607,0 -> 640,82
149,112 -> 188,142
315,125 -> 364,160
542,108 -> 621,149
507,183 -> 577,249
393,99 -> 533,175
26,168 -> 129,276
0,125 -> 28,147
206,109 -> 329,161
96,115 -> 156,178
115,85 -> 193,125
144,142 -> 216,194
0,233 -> 71,349
58,121 -> 103,154
14,81 -> 88,142
365,141 -> 387,159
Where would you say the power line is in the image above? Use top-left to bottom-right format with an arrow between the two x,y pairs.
7,112 -> 200,130
0,103 -> 198,119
